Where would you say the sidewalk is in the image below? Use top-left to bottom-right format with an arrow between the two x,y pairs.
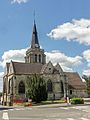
0,103 -> 70,109
0,101 -> 90,109
0,105 -> 14,110
32,102 -> 90,108
33,103 -> 69,108
84,101 -> 90,105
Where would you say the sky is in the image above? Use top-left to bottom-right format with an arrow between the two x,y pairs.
0,0 -> 90,92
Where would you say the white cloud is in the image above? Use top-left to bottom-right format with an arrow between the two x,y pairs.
0,72 -> 4,79
82,50 -> 90,76
45,50 -> 82,72
61,66 -> 73,72
47,18 -> 90,45
0,48 -> 83,72
83,70 -> 90,76
11,0 -> 28,4
0,61 -> 2,67
0,48 -> 26,68
83,49 -> 90,67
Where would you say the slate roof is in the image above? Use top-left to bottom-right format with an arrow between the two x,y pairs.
6,61 -> 86,90
12,62 -> 43,75
64,72 -> 86,89
31,21 -> 40,49
40,63 -> 47,73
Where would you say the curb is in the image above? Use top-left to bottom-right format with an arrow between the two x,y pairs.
1,102 -> 90,109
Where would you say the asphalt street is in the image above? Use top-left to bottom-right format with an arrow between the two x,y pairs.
0,105 -> 90,120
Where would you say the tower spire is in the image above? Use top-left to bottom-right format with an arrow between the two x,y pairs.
34,10 -> 35,23
25,14 -> 46,64
31,11 -> 40,49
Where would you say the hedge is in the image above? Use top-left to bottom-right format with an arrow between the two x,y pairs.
70,98 -> 84,104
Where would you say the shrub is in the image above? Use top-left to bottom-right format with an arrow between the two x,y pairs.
70,98 -> 84,104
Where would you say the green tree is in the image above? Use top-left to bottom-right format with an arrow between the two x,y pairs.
26,74 -> 47,103
82,75 -> 90,97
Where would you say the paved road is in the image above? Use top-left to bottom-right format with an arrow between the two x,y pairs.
0,105 -> 90,120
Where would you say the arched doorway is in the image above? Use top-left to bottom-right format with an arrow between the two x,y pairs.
18,81 -> 25,94
47,80 -> 53,92
8,79 -> 10,94
61,81 -> 64,98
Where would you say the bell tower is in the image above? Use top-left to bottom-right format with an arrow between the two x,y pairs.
25,20 -> 46,64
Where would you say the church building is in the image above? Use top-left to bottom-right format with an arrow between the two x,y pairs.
3,21 -> 87,106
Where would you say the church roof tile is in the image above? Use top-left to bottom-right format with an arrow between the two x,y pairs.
12,62 -> 43,75
64,72 -> 86,89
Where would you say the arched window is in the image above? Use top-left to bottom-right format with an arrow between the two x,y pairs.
35,54 -> 37,63
47,80 -> 52,92
8,79 -> 10,94
61,81 -> 64,93
39,54 -> 41,63
70,90 -> 72,95
3,81 -> 6,93
18,81 -> 25,94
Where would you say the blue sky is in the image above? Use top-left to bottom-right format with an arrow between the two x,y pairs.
0,0 -> 90,91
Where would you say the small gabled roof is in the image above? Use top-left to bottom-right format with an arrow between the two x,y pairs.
6,63 -> 10,73
55,63 -> 64,75
41,62 -> 64,74
64,72 -> 86,89
4,63 -> 10,75
40,61 -> 54,74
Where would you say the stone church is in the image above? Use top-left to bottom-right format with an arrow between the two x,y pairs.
3,21 -> 87,106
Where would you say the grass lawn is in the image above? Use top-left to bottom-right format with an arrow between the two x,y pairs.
13,99 -> 65,107
41,100 -> 65,105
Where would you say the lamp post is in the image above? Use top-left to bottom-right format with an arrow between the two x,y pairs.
66,77 -> 70,105
64,75 -> 70,105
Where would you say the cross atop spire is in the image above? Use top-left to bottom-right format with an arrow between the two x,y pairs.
34,10 -> 35,23
31,11 -> 40,49
31,20 -> 40,49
